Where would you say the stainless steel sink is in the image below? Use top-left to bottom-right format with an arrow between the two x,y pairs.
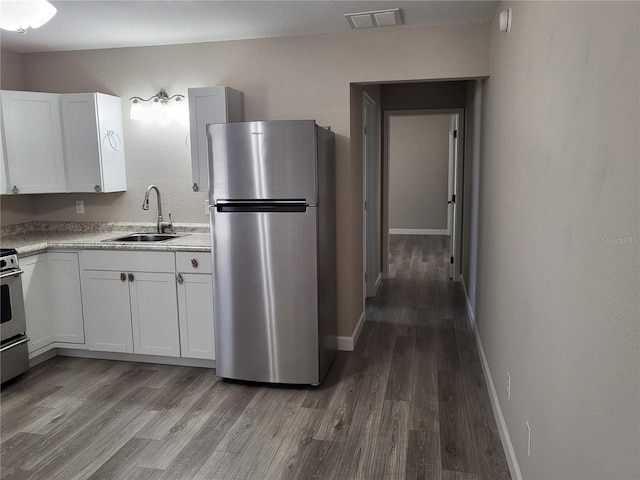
103,233 -> 184,243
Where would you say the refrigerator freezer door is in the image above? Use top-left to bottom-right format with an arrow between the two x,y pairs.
212,207 -> 320,384
208,120 -> 318,204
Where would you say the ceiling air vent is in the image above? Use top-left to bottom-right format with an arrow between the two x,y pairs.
345,8 -> 403,29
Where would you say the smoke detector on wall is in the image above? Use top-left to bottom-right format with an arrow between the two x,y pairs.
345,8 -> 403,29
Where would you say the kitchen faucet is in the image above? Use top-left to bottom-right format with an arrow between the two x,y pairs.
142,185 -> 173,233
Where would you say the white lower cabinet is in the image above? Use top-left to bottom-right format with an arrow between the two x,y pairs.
81,250 -> 180,357
21,254 -> 55,354
21,251 -> 84,357
48,252 -> 85,344
176,252 -> 215,360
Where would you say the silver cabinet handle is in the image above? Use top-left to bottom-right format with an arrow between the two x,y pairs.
191,259 -> 198,269
128,273 -> 134,282
176,274 -> 184,284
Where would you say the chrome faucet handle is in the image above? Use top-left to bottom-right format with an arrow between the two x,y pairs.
159,213 -> 174,234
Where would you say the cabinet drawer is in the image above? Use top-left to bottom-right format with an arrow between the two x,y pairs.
82,250 -> 175,273
176,251 -> 211,274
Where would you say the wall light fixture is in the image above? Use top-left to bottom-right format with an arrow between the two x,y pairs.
129,90 -> 187,123
0,0 -> 57,34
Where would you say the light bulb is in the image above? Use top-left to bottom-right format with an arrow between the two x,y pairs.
0,0 -> 57,32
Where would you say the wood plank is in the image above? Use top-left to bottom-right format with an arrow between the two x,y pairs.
192,451 -> 241,480
406,429 -> 442,480
437,369 -> 475,474
366,400 -> 410,479
135,381 -> 232,469
86,437 -> 154,480
469,422 -> 511,480
262,406 -> 326,479
410,346 -> 440,432
155,384 -> 255,480
442,470 -> 479,480
122,467 -> 164,480
385,335 -> 415,401
302,351 -> 349,409
225,388 -> 306,480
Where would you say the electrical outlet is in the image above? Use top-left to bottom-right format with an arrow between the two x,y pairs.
506,371 -> 511,400
526,420 -> 531,456
75,200 -> 84,214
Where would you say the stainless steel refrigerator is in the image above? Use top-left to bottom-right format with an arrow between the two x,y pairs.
207,120 -> 336,385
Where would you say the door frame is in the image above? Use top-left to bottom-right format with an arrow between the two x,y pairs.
362,91 -> 379,299
382,108 -> 464,281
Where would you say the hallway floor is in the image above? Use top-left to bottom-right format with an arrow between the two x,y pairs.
0,234 -> 510,479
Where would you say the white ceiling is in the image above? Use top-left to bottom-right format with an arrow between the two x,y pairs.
0,1 -> 499,54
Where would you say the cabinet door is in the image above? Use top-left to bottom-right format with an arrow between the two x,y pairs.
61,93 -> 126,193
21,254 -> 55,354
82,270 -> 133,353
177,273 -> 214,360
129,272 -> 180,357
95,93 -> 126,192
187,87 -> 242,192
60,93 -> 102,193
1,91 -> 66,193
0,100 -> 9,195
48,252 -> 85,344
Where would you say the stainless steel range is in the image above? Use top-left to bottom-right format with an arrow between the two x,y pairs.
1,248 -> 29,384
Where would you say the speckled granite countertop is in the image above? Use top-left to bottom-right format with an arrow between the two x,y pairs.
0,222 -> 211,256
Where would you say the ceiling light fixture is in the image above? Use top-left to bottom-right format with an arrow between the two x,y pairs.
345,8 -> 402,30
129,90 -> 187,123
0,0 -> 57,34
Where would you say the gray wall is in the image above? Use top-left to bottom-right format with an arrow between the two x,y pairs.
388,114 -> 451,232
477,2 -> 639,478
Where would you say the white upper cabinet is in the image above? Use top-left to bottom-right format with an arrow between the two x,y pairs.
1,90 -> 66,194
60,93 -> 127,193
188,86 -> 242,192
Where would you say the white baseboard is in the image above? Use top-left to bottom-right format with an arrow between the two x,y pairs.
55,348 -> 216,369
389,228 -> 449,235
337,311 -> 365,351
461,281 -> 522,480
374,273 -> 382,295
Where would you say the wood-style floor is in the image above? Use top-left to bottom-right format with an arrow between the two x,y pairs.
1,235 -> 510,480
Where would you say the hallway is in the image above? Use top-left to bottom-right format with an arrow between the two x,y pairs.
362,234 -> 511,479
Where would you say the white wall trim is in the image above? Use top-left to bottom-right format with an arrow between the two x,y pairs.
461,276 -> 476,325
337,311 -> 365,351
53,348 -> 216,369
389,228 -> 448,236
374,273 -> 382,295
461,281 -> 522,480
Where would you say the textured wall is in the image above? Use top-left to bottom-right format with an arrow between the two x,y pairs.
3,22 -> 491,338
478,2 -> 639,478
388,114 -> 451,231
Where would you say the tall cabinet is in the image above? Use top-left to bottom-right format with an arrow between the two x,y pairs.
60,93 -> 127,193
188,86 -> 242,192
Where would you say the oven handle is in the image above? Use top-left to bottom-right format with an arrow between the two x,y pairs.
0,336 -> 29,353
0,269 -> 24,279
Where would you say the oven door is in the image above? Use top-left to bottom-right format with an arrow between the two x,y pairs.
1,269 -> 26,342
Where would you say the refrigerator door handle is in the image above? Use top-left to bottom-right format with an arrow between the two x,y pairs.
215,199 -> 308,213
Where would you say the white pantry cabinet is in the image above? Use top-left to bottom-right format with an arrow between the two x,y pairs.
20,251 -> 85,357
60,93 -> 127,193
176,252 -> 214,360
81,250 -> 180,357
1,90 -> 66,194
188,86 -> 242,192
